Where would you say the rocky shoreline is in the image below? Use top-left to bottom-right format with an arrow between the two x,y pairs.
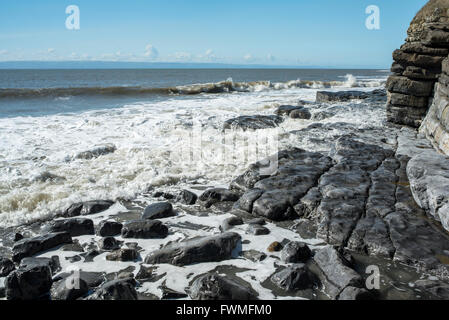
1,0 -> 449,301
0,85 -> 448,300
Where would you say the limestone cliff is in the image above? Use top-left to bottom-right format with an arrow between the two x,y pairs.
386,0 -> 449,128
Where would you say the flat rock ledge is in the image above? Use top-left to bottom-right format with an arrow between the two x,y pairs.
144,232 -> 241,266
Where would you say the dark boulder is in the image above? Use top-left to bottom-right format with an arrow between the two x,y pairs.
275,105 -> 304,116
87,278 -> 138,300
96,220 -> 123,237
12,232 -> 72,263
75,144 -> 116,160
121,220 -> 168,239
0,257 -> 15,277
199,188 -> 240,208
144,232 -> 241,266
20,256 -> 61,275
5,263 -> 53,300
50,277 -> 89,300
316,91 -> 368,103
313,246 -> 363,299
338,286 -> 375,300
52,271 -> 105,289
98,237 -> 121,251
290,107 -> 312,120
176,189 -> 198,205
223,115 -> 283,131
246,224 -> 270,235
280,241 -> 312,263
106,249 -> 139,262
189,273 -> 258,300
270,264 -> 318,291
142,202 -> 174,220
63,200 -> 114,217
220,216 -> 244,232
45,218 -> 94,237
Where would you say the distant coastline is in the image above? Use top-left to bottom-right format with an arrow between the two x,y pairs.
0,60 -> 389,70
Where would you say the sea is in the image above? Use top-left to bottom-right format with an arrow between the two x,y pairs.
0,68 -> 389,227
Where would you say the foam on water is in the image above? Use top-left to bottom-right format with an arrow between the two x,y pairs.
0,75 -> 386,227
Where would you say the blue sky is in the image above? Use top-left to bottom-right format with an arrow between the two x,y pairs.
0,0 -> 428,68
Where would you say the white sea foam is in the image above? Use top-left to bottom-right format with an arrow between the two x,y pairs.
0,77 -> 386,227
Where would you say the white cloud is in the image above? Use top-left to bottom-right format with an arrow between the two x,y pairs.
47,48 -> 55,54
173,52 -> 192,61
144,44 -> 159,59
244,53 -> 254,62
267,53 -> 275,62
0,50 -> 8,55
203,49 -> 216,61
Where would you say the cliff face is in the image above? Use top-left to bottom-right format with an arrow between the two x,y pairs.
386,0 -> 449,128
420,56 -> 449,154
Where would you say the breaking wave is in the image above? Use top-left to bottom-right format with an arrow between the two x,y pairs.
0,75 -> 385,99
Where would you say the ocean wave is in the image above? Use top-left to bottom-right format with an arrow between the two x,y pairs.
0,76 -> 386,99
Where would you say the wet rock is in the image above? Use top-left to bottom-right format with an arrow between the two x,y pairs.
199,188 -> 240,208
75,144 -> 116,160
407,151 -> 449,232
247,218 -> 266,225
280,241 -> 312,263
267,241 -> 283,252
0,278 -> 5,298
32,171 -> 65,183
12,232 -> 72,263
316,91 -> 368,103
106,248 -> 139,262
20,256 -> 61,275
98,237 -> 121,251
223,115 -> 283,131
270,264 -> 317,291
87,279 -> 138,300
61,241 -> 84,252
152,191 -> 175,199
44,218 -> 94,237
290,107 -> 312,119
338,286 -> 375,300
242,250 -> 267,262
0,257 -> 15,277
189,273 -> 258,300
142,202 -> 174,220
53,271 -> 105,289
176,189 -> 198,205
63,200 -> 114,217
14,233 -> 24,242
246,224 -> 270,235
233,189 -> 264,212
220,216 -> 244,232
275,105 -> 303,116
144,232 -> 241,266
313,246 -> 363,299
295,219 -> 318,239
121,219 -> 168,239
5,263 -> 53,300
96,220 -> 123,237
234,148 -> 332,221
84,249 -> 101,263
135,265 -> 155,281
159,285 -> 188,299
414,279 -> 449,299
311,110 -> 335,121
50,277 -> 89,300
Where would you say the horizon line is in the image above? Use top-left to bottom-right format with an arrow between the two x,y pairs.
0,60 -> 391,70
